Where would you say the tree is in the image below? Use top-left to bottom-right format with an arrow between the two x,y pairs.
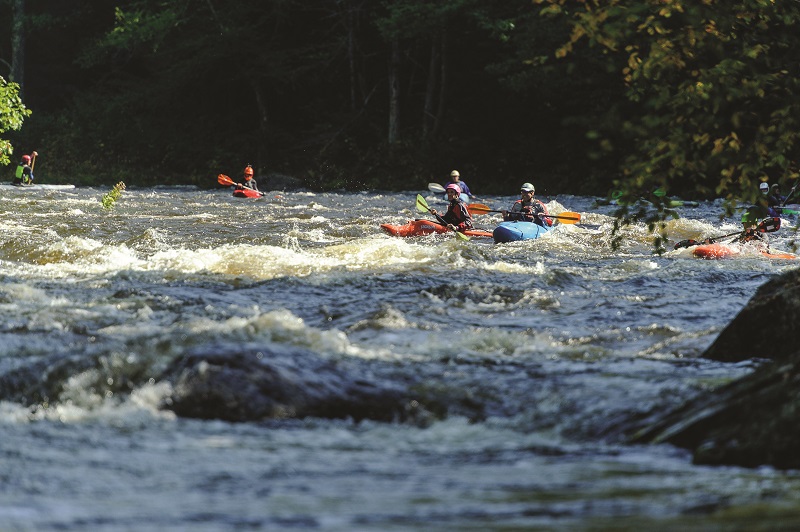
533,0 -> 800,247
0,76 -> 31,166
9,0 -> 24,93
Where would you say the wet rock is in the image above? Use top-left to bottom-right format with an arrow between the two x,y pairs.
629,351 -> 800,469
625,269 -> 800,469
160,344 -> 411,423
704,268 -> 800,363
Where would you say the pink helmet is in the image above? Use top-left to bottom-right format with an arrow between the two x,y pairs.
445,183 -> 461,194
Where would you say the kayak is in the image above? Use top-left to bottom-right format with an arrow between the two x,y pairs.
777,204 -> 800,216
493,221 -> 552,243
692,242 -> 797,260
380,219 -> 492,238
1,183 -> 75,190
233,188 -> 262,198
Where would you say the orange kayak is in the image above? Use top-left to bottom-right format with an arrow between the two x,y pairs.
233,188 -> 262,198
380,219 -> 492,238
692,243 -> 797,260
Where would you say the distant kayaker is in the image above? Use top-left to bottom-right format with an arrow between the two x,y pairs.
502,182 -> 552,227
445,170 -> 473,198
12,152 -> 36,186
430,183 -> 474,232
768,184 -> 785,207
239,165 -> 259,191
757,182 -> 780,217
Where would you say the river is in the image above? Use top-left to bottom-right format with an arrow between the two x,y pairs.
2,184 -> 799,530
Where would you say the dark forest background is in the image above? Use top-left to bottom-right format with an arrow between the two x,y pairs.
2,0 -> 799,206
0,0 -> 619,194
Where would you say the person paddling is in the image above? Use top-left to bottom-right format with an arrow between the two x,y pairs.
502,182 -> 552,227
430,183 -> 474,232
237,165 -> 259,192
757,181 -> 780,215
12,152 -> 37,186
446,170 -> 473,198
739,183 -> 781,245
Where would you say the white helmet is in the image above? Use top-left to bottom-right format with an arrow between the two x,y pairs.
450,170 -> 460,178
520,182 -> 535,193
759,182 -> 769,193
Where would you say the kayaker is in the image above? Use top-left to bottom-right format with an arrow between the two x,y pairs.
768,184 -> 785,207
239,165 -> 259,191
430,183 -> 474,232
739,218 -> 778,245
502,182 -> 553,227
446,170 -> 473,198
756,182 -> 780,217
12,152 -> 36,186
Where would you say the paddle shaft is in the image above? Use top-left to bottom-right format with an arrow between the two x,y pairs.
783,182 -> 799,206
674,218 -> 781,249
468,204 -> 580,223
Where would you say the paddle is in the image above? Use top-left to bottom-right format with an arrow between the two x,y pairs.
467,203 -> 581,224
673,217 -> 781,249
782,181 -> 799,206
30,151 -> 38,172
218,173 -> 264,196
428,183 -> 445,193
415,194 -> 470,241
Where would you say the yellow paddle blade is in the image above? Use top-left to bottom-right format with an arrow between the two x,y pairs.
554,211 -> 581,224
454,230 -> 470,241
416,194 -> 430,213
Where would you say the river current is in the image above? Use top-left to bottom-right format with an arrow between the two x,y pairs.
2,184 -> 800,530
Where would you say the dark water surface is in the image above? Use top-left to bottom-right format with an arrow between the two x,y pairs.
2,184 -> 800,530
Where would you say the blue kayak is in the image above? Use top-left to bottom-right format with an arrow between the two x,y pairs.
493,221 -> 552,243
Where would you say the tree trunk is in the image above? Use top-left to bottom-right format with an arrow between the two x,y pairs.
11,0 -> 25,95
346,1 -> 357,112
432,30 -> 448,139
388,37 -> 400,144
422,37 -> 441,139
250,79 -> 269,173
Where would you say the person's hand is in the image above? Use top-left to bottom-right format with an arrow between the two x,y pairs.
430,209 -> 438,216
448,224 -> 457,231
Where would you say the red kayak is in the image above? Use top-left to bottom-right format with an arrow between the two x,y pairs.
233,188 -> 262,198
692,242 -> 797,260
381,219 -> 492,238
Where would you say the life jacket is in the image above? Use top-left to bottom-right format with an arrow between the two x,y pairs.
444,199 -> 473,229
15,164 -> 32,184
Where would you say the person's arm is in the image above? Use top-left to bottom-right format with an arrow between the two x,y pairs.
455,203 -> 473,230
536,201 -> 553,226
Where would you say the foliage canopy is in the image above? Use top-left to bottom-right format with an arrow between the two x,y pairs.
0,76 -> 31,166
533,0 -> 800,246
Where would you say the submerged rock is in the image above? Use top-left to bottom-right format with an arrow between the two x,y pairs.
160,344 -> 412,423
626,269 -> 800,469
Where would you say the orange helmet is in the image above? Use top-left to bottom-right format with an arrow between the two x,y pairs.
244,165 -> 254,178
